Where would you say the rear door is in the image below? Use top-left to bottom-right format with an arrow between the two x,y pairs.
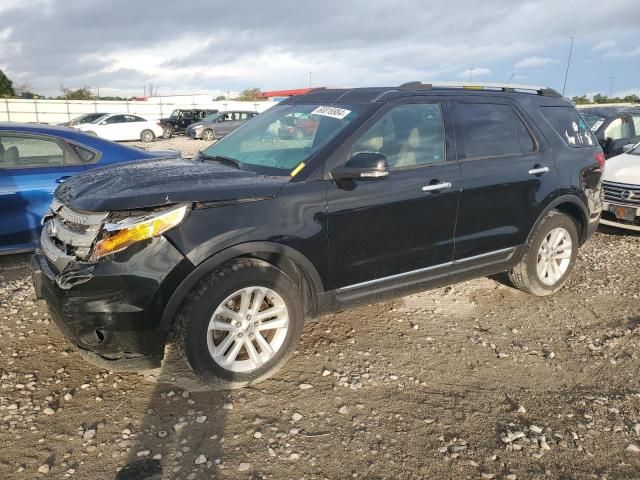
452,98 -> 555,260
216,112 -> 239,136
326,98 -> 461,289
0,133 -> 87,251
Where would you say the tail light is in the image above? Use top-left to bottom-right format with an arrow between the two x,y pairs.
594,151 -> 605,168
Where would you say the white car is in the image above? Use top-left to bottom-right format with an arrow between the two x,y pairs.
601,143 -> 640,232
75,114 -> 163,142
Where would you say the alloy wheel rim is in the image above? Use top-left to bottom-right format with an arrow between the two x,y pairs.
207,286 -> 289,373
536,227 -> 572,286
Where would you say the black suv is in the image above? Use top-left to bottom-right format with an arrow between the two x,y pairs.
32,82 -> 604,388
160,109 -> 218,138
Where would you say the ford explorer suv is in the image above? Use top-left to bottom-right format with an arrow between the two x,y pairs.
32,82 -> 604,389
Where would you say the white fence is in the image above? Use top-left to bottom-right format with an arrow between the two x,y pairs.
0,98 -> 278,124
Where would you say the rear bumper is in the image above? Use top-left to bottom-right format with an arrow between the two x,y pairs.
31,236 -> 193,368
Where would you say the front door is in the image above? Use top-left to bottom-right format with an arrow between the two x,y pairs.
0,133 -> 86,251
326,99 -> 460,290
599,114 -> 640,158
451,98 -> 557,260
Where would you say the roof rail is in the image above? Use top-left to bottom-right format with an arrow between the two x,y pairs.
398,81 -> 562,97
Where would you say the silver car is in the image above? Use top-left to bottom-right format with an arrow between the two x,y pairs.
186,111 -> 259,141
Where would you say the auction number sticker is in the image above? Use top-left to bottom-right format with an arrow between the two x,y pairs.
311,106 -> 352,120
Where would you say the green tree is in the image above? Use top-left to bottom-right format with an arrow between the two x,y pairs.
572,95 -> 590,105
59,86 -> 94,100
235,88 -> 263,101
0,69 -> 15,97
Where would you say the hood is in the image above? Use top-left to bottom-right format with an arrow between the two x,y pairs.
604,152 -> 640,185
54,157 -> 288,211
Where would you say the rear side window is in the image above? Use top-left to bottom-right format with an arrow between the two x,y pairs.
541,106 -> 596,147
454,103 -> 533,158
70,144 -> 97,163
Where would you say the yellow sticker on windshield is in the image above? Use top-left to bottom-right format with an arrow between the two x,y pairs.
290,162 -> 305,177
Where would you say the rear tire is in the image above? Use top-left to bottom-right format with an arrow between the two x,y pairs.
175,259 -> 304,389
507,210 -> 579,296
140,129 -> 155,142
161,126 -> 173,139
201,129 -> 215,141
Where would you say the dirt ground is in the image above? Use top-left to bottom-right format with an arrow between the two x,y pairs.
1,135 -> 640,480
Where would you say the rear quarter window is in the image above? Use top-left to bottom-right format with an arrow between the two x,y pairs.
541,106 -> 596,148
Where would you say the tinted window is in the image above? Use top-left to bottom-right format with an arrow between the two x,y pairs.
105,115 -> 126,124
454,103 -> 520,158
353,103 -> 445,170
182,111 -> 194,120
126,115 -> 145,122
633,115 -> 640,136
541,106 -> 596,147
0,135 -> 65,168
514,115 -> 536,153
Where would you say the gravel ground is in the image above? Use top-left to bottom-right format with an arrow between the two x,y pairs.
1,136 -> 640,479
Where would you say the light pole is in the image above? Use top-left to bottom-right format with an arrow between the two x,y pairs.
506,72 -> 516,84
309,71 -> 312,88
469,67 -> 474,82
608,76 -> 615,98
562,36 -> 575,97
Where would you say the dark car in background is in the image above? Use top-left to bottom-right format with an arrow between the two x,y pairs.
578,105 -> 640,158
186,110 -> 259,141
59,112 -> 109,127
160,109 -> 218,138
32,82 -> 603,389
0,123 -> 178,254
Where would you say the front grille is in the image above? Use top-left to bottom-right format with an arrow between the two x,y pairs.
603,181 -> 640,207
41,200 -> 108,271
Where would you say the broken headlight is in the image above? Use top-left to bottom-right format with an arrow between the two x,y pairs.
91,204 -> 189,260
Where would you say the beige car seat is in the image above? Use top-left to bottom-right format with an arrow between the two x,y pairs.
394,128 -> 421,168
355,134 -> 383,154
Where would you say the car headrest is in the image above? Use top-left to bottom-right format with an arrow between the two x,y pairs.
359,135 -> 384,152
407,128 -> 421,148
4,146 -> 19,166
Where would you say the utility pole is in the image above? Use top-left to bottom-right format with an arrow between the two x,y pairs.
309,71 -> 312,88
562,36 -> 575,97
143,85 -> 146,97
608,76 -> 615,98
469,67 -> 474,82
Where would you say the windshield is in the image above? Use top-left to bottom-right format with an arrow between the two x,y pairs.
202,104 -> 361,175
202,113 -> 221,122
169,109 -> 180,118
581,112 -> 606,132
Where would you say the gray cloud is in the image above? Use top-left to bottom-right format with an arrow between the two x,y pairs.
0,0 -> 638,95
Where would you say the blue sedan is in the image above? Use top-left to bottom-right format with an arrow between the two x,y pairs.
0,123 -> 177,254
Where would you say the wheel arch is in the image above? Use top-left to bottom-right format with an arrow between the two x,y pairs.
528,195 -> 589,246
159,242 -> 324,331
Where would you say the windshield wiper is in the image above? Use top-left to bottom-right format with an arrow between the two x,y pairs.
199,153 -> 242,169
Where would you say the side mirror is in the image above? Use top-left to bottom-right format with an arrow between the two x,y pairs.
332,152 -> 389,180
623,143 -> 637,153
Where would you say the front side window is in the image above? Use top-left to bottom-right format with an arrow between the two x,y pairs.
604,117 -> 633,141
455,103 -> 525,158
0,135 -> 65,168
202,103 -> 361,175
352,103 -> 445,169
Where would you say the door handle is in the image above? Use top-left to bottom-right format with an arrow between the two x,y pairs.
422,181 -> 452,192
56,176 -> 71,183
528,166 -> 550,176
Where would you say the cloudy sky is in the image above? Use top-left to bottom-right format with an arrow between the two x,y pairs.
0,0 -> 638,98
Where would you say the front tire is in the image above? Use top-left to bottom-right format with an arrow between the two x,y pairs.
508,210 -> 579,296
140,129 -> 155,142
162,126 -> 173,139
201,129 -> 215,141
175,259 -> 304,389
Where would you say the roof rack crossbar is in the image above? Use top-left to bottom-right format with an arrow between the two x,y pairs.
397,81 -> 562,97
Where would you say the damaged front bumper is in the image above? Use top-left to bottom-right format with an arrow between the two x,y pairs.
32,234 -> 192,370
